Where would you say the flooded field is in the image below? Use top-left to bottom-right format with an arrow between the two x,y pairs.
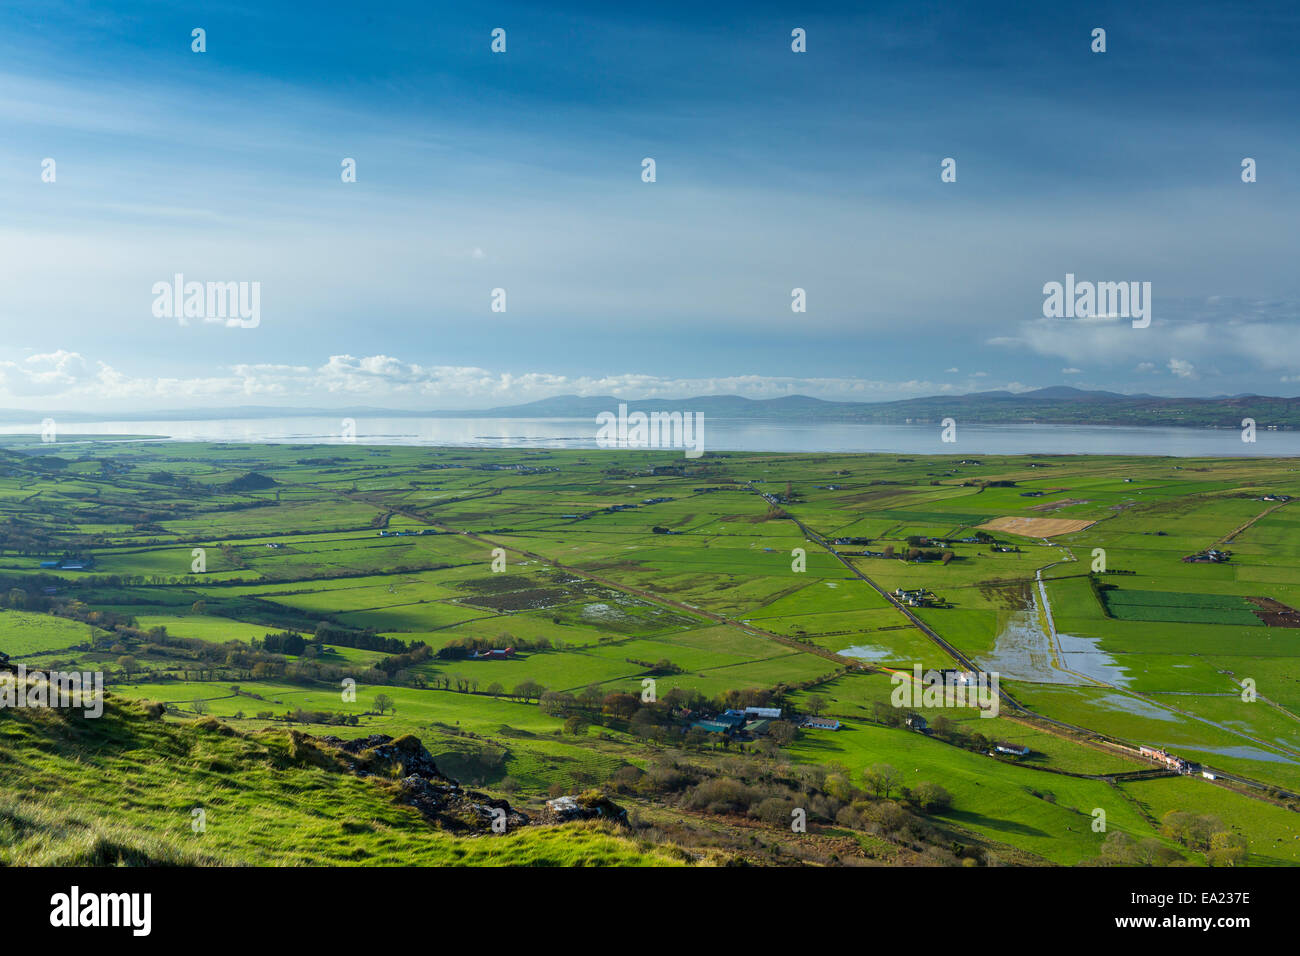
838,644 -> 893,661
978,588 -> 1130,687
1094,693 -> 1178,722
1187,744 -> 1299,765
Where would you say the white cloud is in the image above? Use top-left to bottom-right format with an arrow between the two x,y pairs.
990,301 -> 1300,379
0,351 -> 1039,411
0,350 -> 94,396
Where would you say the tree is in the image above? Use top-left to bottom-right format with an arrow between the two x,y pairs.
867,799 -> 909,835
913,781 -> 952,813
1208,831 -> 1248,867
485,682 -> 504,698
767,720 -> 797,747
192,699 -> 209,715
871,700 -> 899,726
601,692 -> 639,718
373,693 -> 394,715
513,680 -> 545,702
116,655 -> 139,679
563,715 -> 589,736
806,694 -> 827,716
1099,830 -> 1137,865
684,728 -> 710,751
629,707 -> 662,739
1135,837 -> 1182,867
863,763 -> 901,799
1161,810 -> 1223,852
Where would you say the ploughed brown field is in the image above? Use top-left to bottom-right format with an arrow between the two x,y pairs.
977,516 -> 1097,538
1247,596 -> 1300,628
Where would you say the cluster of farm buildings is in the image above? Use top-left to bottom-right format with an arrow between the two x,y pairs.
1139,745 -> 1198,774
685,706 -> 841,738
38,556 -> 95,571
904,713 -> 1031,757
1182,548 -> 1230,564
894,587 -> 938,607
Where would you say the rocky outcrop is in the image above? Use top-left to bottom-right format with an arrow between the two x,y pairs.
320,733 -> 451,780
317,732 -> 530,834
398,775 -> 530,833
538,793 -> 629,826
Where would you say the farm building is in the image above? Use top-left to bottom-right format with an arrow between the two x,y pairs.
691,719 -> 735,735
1140,745 -> 1192,773
472,647 -> 516,660
1183,549 -> 1230,564
904,713 -> 928,732
743,706 -> 782,719
801,716 -> 841,731
994,743 -> 1031,756
894,587 -> 936,607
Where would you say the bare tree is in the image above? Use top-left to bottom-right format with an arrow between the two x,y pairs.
864,763 -> 901,799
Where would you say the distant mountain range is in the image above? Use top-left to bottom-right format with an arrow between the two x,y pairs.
470,388 -> 1300,427
4,387 -> 1299,428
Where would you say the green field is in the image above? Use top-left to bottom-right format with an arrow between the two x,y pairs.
1102,588 -> 1265,626
2,441 -> 1297,867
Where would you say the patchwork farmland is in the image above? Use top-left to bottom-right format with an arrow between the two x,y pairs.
1,440 -> 1298,867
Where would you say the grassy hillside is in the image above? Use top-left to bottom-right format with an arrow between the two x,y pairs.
0,695 -> 689,866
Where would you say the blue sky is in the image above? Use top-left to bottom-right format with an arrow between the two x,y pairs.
0,0 -> 1296,410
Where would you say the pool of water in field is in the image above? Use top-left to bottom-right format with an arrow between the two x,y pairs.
1056,632 -> 1131,686
977,592 -> 1130,687
1188,744 -> 1299,765
838,644 -> 893,661
1093,693 -> 1179,722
